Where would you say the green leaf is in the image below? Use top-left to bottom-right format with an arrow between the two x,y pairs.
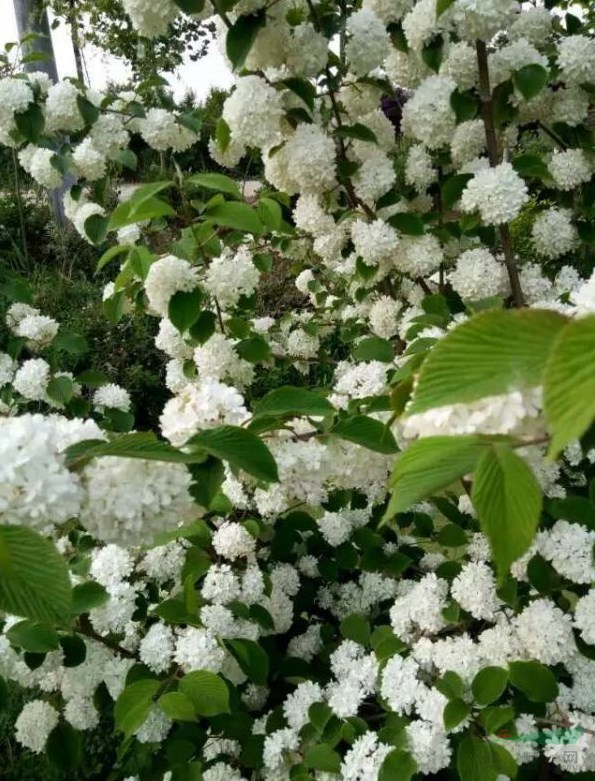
114,148 -> 137,171
457,735 -> 498,781
14,103 -> 44,143
513,64 -> 549,101
450,89 -> 478,123
226,638 -> 269,685
46,722 -> 82,772
332,416 -> 399,454
189,310 -> 217,344
472,666 -> 509,706
84,213 -> 109,245
508,660 -> 559,702
179,670 -> 230,716
353,337 -> 394,363
52,331 -> 88,355
188,172 -> 241,199
435,671 -> 464,700
72,582 -> 109,614
441,173 -> 474,209
173,0 -> 205,11
206,201 -> 263,234
235,335 -> 272,363
479,705 -> 516,735
489,743 -> 517,779
337,123 -> 378,144
76,369 -> 108,388
512,153 -> 550,181
59,635 -> 87,667
421,35 -> 444,72
443,698 -> 470,730
282,77 -> 316,111
64,431 -> 206,467
114,679 -> 160,738
0,676 -> 8,708
378,749 -> 417,781
385,435 -> 487,519
185,426 -> 278,482
216,117 -> 231,153
436,0 -> 455,17
226,12 -> 265,70
472,444 -> 542,577
169,290 -> 202,333
387,212 -> 425,235
436,523 -> 467,547
253,386 -> 334,419
408,309 -> 567,415
257,197 -> 283,232
0,526 -> 72,625
544,315 -> 595,456
340,614 -> 370,645
76,95 -> 99,125
158,691 -> 197,722
304,744 -> 341,773
47,376 -> 74,406
6,620 -> 59,653
96,244 -> 130,273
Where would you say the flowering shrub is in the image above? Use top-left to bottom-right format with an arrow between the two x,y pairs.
1,1 -> 595,779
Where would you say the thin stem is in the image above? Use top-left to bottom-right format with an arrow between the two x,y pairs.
11,149 -> 29,272
75,618 -> 136,659
475,40 -> 524,308
214,298 -> 226,334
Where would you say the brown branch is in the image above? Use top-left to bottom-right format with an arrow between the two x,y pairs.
75,618 -> 136,659
475,40 -> 524,308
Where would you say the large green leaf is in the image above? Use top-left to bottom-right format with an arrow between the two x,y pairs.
169,290 -> 203,333
378,749 -> 417,781
157,691 -> 197,722
384,436 -> 489,520
0,527 -> 72,625
471,444 -> 542,577
226,12 -> 265,70
226,638 -> 269,685
408,309 -> 567,414
185,426 -> 278,482
206,201 -> 264,234
188,172 -> 241,199
179,670 -> 230,717
513,64 -> 549,101
114,679 -> 160,737
332,415 -> 399,454
544,315 -> 595,456
304,745 -> 341,773
471,666 -> 509,706
456,735 -> 498,781
64,432 -> 207,468
508,660 -> 558,702
6,620 -> 59,653
253,386 -> 334,419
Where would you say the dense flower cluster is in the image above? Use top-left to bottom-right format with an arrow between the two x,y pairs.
0,1 -> 594,780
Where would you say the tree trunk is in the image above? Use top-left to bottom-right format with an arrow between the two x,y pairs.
13,0 -> 68,222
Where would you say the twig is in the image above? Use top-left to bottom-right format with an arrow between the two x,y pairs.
475,40 -> 524,308
75,618 -> 136,659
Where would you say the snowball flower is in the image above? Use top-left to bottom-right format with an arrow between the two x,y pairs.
380,654 -> 421,715
223,76 -> 284,150
144,255 -> 199,317
212,522 -> 256,561
451,561 -> 501,620
448,248 -> 508,300
93,383 -> 131,413
80,457 -> 194,546
351,219 -> 399,266
139,108 -> 197,152
12,358 -> 50,402
548,149 -> 592,191
557,34 -> 595,85
405,144 -> 436,190
15,700 -> 59,753
513,598 -> 574,665
531,207 -> 578,259
402,75 -> 457,149
460,162 -> 529,224
345,9 -> 391,76
204,246 -> 260,309
139,622 -> 174,673
121,0 -> 179,37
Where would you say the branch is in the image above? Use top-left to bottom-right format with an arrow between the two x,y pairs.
75,618 -> 136,659
475,40 -> 524,308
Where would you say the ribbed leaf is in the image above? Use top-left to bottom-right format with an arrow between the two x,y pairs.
253,386 -> 334,418
544,315 -> 595,456
385,436 -> 489,520
408,309 -> 567,414
0,527 -> 72,625
185,426 -> 278,482
472,444 -> 542,577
